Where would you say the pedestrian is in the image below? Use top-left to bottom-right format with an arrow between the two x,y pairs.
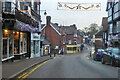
80,44 -> 84,52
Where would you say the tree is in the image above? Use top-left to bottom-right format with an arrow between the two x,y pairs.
88,23 -> 99,38
81,23 -> 101,38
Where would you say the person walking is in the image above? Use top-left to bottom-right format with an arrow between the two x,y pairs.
80,44 -> 84,52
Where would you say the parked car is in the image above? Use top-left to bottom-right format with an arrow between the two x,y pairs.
102,47 -> 120,67
93,48 -> 104,61
101,47 -> 112,64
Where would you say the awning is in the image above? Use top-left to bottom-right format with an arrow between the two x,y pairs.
15,20 -> 39,32
43,39 -> 50,45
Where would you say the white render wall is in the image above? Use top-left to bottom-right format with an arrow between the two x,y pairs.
0,1 -> 2,78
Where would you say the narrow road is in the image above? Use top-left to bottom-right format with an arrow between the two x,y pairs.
18,49 -> 119,79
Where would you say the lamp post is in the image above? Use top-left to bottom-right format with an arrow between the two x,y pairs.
39,9 -> 47,56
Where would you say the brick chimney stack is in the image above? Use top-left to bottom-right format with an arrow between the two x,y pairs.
46,16 -> 51,25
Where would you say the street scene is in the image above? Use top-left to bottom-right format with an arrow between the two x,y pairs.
0,0 -> 120,80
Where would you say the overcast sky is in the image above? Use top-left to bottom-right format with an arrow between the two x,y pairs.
40,0 -> 108,29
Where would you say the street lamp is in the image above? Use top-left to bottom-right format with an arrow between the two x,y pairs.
40,10 -> 47,16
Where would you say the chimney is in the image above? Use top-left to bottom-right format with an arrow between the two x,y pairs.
46,16 -> 51,25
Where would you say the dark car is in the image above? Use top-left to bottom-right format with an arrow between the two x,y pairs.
102,47 -> 120,67
101,47 -> 112,64
93,48 -> 104,61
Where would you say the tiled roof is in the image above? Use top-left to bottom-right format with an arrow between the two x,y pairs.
61,26 -> 77,35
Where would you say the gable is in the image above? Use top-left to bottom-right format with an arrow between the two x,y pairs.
41,24 -> 61,36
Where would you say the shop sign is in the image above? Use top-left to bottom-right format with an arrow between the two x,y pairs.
111,34 -> 118,42
31,33 -> 40,40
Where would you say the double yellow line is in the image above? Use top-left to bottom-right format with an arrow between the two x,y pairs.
16,59 -> 52,80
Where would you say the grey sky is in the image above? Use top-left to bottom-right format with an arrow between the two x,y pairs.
40,0 -> 108,29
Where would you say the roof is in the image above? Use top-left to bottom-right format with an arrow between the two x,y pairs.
43,39 -> 50,45
41,23 -> 61,36
61,26 -> 77,35
102,17 -> 108,31
95,29 -> 103,38
77,30 -> 84,36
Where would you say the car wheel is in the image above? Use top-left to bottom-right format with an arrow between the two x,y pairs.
101,57 -> 105,64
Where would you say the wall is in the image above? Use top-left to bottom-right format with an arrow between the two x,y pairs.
66,34 -> 74,44
0,1 -> 2,79
41,25 -> 61,49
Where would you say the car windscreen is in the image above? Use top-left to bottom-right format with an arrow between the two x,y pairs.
112,48 -> 120,55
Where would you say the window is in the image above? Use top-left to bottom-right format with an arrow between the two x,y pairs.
5,2 -> 11,12
67,47 -> 73,51
68,40 -> 71,44
74,33 -> 77,37
116,21 -> 120,33
109,24 -> 113,34
3,30 -> 14,59
20,33 -> 27,54
108,8 -> 112,16
73,47 -> 77,51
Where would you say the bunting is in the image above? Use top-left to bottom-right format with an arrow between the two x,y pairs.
58,2 -> 101,10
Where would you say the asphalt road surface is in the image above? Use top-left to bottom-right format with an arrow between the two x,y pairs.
18,49 -> 119,79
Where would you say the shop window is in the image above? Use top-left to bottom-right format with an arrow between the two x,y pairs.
67,47 -> 73,51
20,32 -> 27,54
14,32 -> 19,54
2,30 -> 14,60
73,47 -> 77,51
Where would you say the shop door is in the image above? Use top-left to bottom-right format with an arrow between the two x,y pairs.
3,38 -> 8,59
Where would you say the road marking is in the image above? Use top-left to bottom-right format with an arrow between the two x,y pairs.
17,57 -> 57,80
54,57 -> 56,59
17,72 -> 28,79
86,56 -> 89,59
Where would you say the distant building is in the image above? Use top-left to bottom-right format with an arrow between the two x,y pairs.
60,24 -> 82,54
102,17 -> 109,48
95,30 -> 103,52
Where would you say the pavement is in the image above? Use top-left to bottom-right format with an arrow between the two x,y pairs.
2,55 -> 53,78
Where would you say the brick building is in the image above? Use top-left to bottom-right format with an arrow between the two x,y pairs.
41,16 -> 61,51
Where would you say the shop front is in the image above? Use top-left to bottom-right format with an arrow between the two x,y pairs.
1,29 -> 28,61
42,39 -> 50,56
31,33 -> 40,58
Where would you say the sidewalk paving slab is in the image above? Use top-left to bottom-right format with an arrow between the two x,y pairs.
2,55 -> 52,78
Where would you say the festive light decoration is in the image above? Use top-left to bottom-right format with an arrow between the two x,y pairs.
19,9 -> 33,19
58,2 -> 101,10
